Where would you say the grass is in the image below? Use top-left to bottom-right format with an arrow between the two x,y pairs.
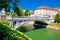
22,24 -> 33,27
19,23 -> 34,32
25,28 -> 60,40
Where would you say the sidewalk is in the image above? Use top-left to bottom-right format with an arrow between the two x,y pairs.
46,25 -> 60,30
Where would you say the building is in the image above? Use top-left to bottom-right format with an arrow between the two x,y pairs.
32,6 -> 60,23
34,6 -> 59,17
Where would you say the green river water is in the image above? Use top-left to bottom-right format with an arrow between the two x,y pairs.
25,28 -> 60,40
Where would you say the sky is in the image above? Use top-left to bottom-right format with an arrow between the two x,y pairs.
19,0 -> 60,10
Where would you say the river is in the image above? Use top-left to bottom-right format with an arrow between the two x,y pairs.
25,28 -> 60,40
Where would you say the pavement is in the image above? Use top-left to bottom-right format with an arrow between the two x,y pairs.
46,25 -> 60,30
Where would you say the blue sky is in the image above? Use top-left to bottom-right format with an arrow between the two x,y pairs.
19,0 -> 60,10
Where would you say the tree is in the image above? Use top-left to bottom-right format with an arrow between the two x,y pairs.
5,12 -> 18,17
5,12 -> 11,16
11,12 -> 18,17
25,9 -> 30,16
54,11 -> 60,23
14,3 -> 23,16
0,0 -> 20,12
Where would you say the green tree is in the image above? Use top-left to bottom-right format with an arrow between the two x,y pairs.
5,12 -> 18,17
54,11 -> 60,23
0,0 -> 20,12
0,0 -> 10,11
11,12 -> 18,17
25,9 -> 30,16
5,12 -> 11,16
14,3 -> 23,16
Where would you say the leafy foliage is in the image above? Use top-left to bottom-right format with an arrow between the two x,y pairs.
0,0 -> 30,16
5,12 -> 18,17
14,3 -> 23,16
0,0 -> 20,11
0,20 -> 9,25
0,21 -> 32,40
5,12 -> 11,16
11,12 -> 18,17
54,11 -> 60,23
14,3 -> 30,16
25,9 -> 30,16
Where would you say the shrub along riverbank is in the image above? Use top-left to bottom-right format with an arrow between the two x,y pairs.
0,21 -> 32,40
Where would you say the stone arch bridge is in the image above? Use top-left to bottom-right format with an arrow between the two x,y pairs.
6,16 -> 53,29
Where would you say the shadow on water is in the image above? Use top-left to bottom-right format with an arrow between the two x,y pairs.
33,21 -> 48,29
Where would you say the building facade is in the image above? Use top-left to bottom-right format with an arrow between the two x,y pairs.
33,6 -> 60,23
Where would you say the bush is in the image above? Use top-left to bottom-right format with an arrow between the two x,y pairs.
54,11 -> 60,23
0,23 -> 32,40
5,12 -> 18,17
0,20 -> 9,25
19,24 -> 34,32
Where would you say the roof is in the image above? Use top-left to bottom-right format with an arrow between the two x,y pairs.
39,6 -> 50,9
53,8 -> 59,10
35,6 -> 60,11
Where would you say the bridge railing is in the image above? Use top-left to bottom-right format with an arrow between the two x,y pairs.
6,16 -> 53,21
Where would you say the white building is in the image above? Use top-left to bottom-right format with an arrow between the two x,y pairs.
32,6 -> 60,23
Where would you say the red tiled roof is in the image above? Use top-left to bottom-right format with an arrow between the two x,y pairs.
53,8 -> 59,10
35,6 -> 60,10
39,6 -> 50,8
